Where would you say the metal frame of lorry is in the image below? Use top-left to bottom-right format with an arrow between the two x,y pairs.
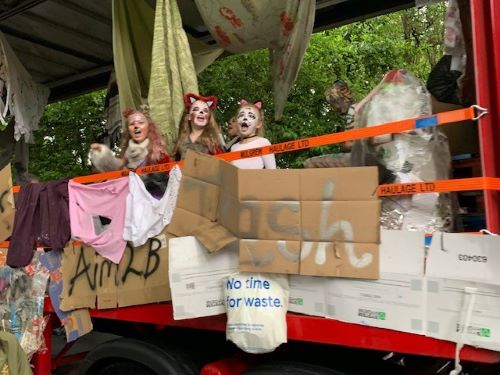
25,0 -> 500,373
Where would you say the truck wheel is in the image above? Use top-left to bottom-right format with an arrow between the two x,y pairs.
79,337 -> 198,375
243,361 -> 348,374
95,361 -> 155,375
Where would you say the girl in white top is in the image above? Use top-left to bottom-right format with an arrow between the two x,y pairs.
230,100 -> 276,169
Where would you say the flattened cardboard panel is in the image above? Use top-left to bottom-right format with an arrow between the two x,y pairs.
300,167 -> 378,201
140,233 -> 171,304
240,239 -> 300,274
192,221 -> 238,253
183,150 -> 223,185
239,201 -> 301,240
168,207 -> 213,238
176,176 -> 220,220
217,191 -> 240,235
115,232 -> 171,307
301,201 -> 380,243
221,165 -> 300,201
300,241 -> 379,279
60,244 -> 97,311
95,257 -> 119,309
0,164 -> 15,242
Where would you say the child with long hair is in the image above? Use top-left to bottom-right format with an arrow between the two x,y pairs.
90,105 -> 171,170
90,105 -> 172,197
173,93 -> 225,161
230,100 -> 276,169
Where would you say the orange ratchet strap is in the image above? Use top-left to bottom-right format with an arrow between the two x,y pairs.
378,177 -> 500,196
218,107 -> 476,162
10,106 -> 486,195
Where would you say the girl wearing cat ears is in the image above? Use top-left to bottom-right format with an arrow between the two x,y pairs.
173,93 -> 225,161
230,100 -> 276,169
90,105 -> 171,171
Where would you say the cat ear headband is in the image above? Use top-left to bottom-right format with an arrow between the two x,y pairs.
239,99 -> 262,109
184,93 -> 218,111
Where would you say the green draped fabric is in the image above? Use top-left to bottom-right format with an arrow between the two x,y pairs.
148,0 -> 199,149
112,0 -> 154,112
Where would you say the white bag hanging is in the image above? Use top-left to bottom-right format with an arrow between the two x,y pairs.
224,272 -> 289,354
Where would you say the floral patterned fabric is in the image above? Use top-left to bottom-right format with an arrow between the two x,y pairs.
194,0 -> 315,120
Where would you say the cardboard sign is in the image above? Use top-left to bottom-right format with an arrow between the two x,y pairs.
0,164 -> 15,242
169,150 -> 380,279
61,230 -> 171,310
427,232 -> 500,285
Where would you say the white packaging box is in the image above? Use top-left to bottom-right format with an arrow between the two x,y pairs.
426,278 -> 500,351
427,232 -> 500,285
169,236 -> 239,320
325,230 -> 426,334
288,275 -> 325,317
426,232 -> 500,350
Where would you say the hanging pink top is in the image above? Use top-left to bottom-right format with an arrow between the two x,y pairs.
68,177 -> 129,264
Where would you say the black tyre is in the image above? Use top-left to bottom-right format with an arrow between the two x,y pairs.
243,361 -> 349,375
79,338 -> 198,375
95,360 -> 156,375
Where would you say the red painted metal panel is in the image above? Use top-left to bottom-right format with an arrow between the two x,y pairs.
43,300 -> 500,364
470,0 -> 500,232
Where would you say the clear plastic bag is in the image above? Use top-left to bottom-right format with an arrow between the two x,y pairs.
351,70 -> 454,232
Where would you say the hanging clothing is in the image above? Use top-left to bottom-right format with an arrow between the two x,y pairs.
0,163 -> 15,243
7,179 -> 70,268
68,177 -> 129,264
193,0 -> 315,120
0,332 -> 32,375
148,0 -> 199,149
112,0 -> 154,112
0,31 -> 49,142
124,166 -> 181,247
230,138 -> 276,169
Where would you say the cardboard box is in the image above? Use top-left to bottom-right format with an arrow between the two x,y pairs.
288,275 -> 326,317
426,232 -> 500,351
0,164 -> 15,242
239,239 -> 300,274
169,236 -> 239,320
169,150 -> 380,278
325,230 -> 426,334
427,232 -> 500,285
426,278 -> 500,351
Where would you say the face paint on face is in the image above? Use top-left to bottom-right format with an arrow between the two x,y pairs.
237,106 -> 261,137
189,100 -> 210,128
127,113 -> 149,143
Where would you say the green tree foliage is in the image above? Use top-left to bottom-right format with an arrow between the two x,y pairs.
29,3 -> 446,178
29,91 -> 106,181
199,3 -> 446,168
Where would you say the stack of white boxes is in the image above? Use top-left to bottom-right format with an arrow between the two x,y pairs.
426,232 -> 500,351
289,230 -> 500,351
